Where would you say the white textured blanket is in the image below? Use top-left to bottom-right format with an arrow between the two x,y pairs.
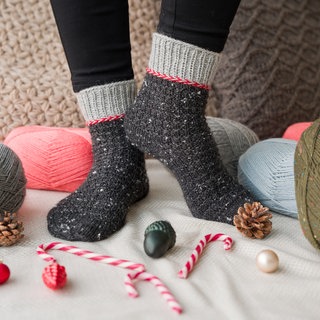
2,160 -> 320,320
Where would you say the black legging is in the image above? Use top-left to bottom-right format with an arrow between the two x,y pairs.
50,0 -> 241,92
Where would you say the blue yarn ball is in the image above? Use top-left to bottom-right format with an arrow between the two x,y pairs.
238,138 -> 297,218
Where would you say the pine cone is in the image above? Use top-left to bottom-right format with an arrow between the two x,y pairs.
0,211 -> 24,246
233,202 -> 272,239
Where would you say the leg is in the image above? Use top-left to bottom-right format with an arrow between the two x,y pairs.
47,0 -> 149,241
157,0 -> 241,52
125,0 -> 253,224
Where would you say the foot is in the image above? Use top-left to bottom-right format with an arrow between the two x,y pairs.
47,119 -> 149,241
125,72 -> 252,224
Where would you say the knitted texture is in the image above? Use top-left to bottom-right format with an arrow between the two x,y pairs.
0,0 -> 161,141
148,33 -> 219,86
206,117 -> 259,179
212,0 -> 320,139
4,126 -> 93,192
0,144 -> 26,213
294,119 -> 320,250
0,0 -> 84,141
4,118 -> 256,193
47,78 -> 148,241
125,35 -> 255,223
76,80 -> 136,122
238,138 -> 297,218
47,120 -> 149,241
125,72 -> 253,224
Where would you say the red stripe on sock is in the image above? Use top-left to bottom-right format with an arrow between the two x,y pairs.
86,114 -> 125,126
146,67 -> 210,90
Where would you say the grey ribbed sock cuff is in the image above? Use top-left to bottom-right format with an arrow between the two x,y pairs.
149,33 -> 220,85
76,80 -> 136,121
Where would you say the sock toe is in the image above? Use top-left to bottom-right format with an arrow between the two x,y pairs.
46,120 -> 148,242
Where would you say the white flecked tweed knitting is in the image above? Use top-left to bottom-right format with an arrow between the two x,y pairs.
125,33 -> 255,224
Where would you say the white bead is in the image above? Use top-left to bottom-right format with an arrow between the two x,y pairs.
256,250 -> 279,273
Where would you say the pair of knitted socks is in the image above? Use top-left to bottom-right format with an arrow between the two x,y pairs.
47,33 -> 253,242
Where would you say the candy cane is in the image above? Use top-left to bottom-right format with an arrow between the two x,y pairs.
125,271 -> 183,315
178,233 -> 233,279
37,242 -> 182,315
37,242 -> 145,272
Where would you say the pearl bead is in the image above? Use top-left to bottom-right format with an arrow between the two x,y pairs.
256,250 -> 279,273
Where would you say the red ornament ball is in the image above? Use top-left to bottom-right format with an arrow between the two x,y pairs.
0,261 -> 10,284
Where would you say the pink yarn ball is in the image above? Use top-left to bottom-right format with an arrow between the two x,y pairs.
282,122 -> 312,141
4,126 -> 92,192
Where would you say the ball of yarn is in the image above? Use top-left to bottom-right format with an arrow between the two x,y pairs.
238,138 -> 297,218
294,119 -> 320,250
4,126 -> 92,192
206,117 -> 259,179
282,122 -> 312,141
0,144 -> 27,213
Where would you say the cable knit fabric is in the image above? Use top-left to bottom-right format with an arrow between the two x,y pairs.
212,0 -> 320,139
0,0 -> 161,141
125,35 -> 254,224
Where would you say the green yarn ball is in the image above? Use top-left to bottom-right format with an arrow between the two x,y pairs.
0,144 -> 27,214
294,119 -> 320,250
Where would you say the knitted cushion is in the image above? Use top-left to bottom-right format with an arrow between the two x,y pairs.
238,138 -> 297,218
294,119 -> 320,250
4,126 -> 92,192
0,0 -> 161,141
212,0 -> 320,139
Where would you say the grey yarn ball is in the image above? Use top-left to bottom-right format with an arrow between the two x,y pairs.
0,144 -> 27,213
206,117 -> 259,178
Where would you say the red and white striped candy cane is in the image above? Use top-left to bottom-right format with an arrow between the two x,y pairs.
37,242 -> 145,273
37,242 -> 182,315
178,233 -> 233,279
125,270 -> 182,315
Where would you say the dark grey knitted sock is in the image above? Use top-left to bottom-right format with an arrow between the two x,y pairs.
47,119 -> 149,241
125,34 -> 253,224
47,80 -> 149,241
